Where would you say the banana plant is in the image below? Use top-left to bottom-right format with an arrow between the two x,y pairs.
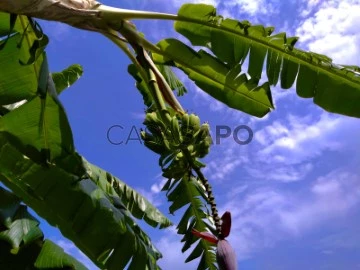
0,12 -> 170,270
0,1 -> 359,270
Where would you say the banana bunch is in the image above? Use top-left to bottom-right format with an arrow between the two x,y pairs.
141,111 -> 212,167
179,114 -> 212,159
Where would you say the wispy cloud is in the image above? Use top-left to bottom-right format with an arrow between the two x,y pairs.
203,137 -> 250,182
220,168 -> 360,260
255,112 -> 344,165
223,0 -> 279,16
246,163 -> 313,182
202,109 -> 360,184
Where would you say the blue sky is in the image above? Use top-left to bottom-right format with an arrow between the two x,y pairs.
21,0 -> 360,269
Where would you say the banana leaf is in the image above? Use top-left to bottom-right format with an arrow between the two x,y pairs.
171,4 -> 360,118
0,186 -> 87,270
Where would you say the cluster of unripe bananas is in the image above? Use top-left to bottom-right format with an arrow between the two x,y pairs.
140,111 -> 212,162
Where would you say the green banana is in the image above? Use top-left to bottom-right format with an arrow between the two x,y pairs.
175,151 -> 184,160
141,131 -> 168,155
193,123 -> 212,158
187,144 -> 195,156
180,113 -> 201,145
144,140 -> 167,155
180,114 -> 192,145
180,113 -> 190,134
170,116 -> 182,146
188,114 -> 201,134
193,123 -> 210,144
196,138 -> 211,158
144,112 -> 166,136
144,112 -> 163,126
143,112 -> 174,153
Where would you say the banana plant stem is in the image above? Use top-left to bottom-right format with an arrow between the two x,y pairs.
105,31 -> 170,123
103,30 -> 148,83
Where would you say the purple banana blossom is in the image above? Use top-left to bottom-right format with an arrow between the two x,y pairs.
192,211 -> 238,270
217,239 -> 237,270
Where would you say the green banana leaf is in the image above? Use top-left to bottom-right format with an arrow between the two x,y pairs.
0,186 -> 87,270
153,39 -> 274,118
0,14 -> 44,105
0,131 -> 163,269
0,12 -> 170,228
145,137 -> 218,269
0,12 -> 171,269
163,173 -> 217,269
172,4 -> 360,118
83,158 -> 172,229
52,64 -> 84,95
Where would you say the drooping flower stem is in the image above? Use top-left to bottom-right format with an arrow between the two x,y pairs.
182,148 -> 222,236
194,166 -> 222,236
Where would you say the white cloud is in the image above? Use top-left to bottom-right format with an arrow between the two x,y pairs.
220,169 -> 360,259
318,229 -> 360,250
279,171 -> 360,234
299,0 -> 322,18
246,162 -> 313,182
226,184 -> 248,198
255,120 -> 289,145
296,0 -> 360,64
244,110 -> 360,183
203,139 -> 250,181
223,0 -> 278,16
255,112 -> 346,165
219,188 -> 290,259
198,104 -> 360,183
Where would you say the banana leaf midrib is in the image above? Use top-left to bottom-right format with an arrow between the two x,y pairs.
175,15 -> 360,86
40,98 -> 50,156
159,48 -> 272,108
18,16 -> 40,80
6,15 -> 51,152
